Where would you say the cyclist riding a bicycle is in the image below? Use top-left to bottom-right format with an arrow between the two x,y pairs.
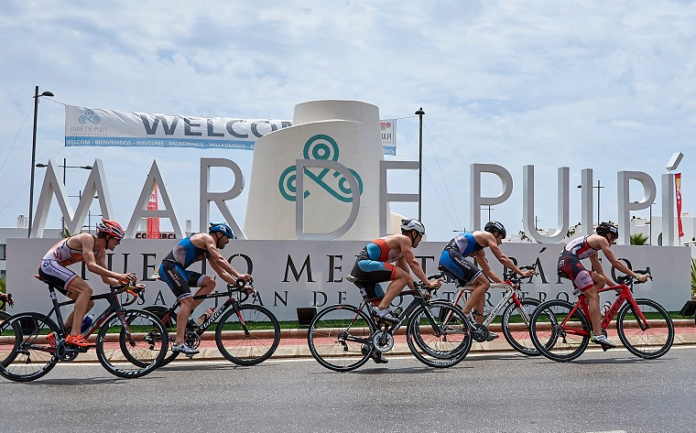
557,221 -> 649,348
350,219 -> 442,324
158,222 -> 252,355
438,221 -> 534,340
38,218 -> 139,348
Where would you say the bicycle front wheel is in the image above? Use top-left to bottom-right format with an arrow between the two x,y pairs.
530,300 -> 590,362
616,298 -> 674,359
215,305 -> 280,366
501,298 -> 541,356
0,312 -> 59,382
307,304 -> 374,372
407,302 -> 471,368
96,309 -> 167,378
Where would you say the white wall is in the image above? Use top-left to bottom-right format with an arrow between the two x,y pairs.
7,238 -> 691,320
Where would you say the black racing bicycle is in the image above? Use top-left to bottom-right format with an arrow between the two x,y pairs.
145,280 -> 281,367
0,277 -> 167,382
307,276 -> 471,372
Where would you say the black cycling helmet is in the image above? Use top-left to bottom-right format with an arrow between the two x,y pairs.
484,220 -> 506,239
596,221 -> 618,238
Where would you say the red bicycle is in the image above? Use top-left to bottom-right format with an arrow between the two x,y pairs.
529,268 -> 674,361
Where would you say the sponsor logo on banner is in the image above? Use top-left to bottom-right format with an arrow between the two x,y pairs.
381,119 -> 396,155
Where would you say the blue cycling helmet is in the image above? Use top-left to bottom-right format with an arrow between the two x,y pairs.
209,222 -> 235,239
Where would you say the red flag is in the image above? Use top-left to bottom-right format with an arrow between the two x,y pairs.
676,173 -> 684,238
147,185 -> 160,239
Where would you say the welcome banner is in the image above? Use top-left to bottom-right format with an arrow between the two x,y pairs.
65,105 -> 292,150
65,105 -> 397,154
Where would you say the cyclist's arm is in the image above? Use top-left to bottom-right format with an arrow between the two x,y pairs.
80,236 -> 133,285
474,252 -> 504,284
485,237 -> 529,277
598,241 -> 646,281
588,253 -> 613,286
203,235 -> 251,285
398,236 -> 440,290
396,256 -> 416,290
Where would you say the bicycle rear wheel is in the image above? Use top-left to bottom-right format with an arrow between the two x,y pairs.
215,305 -> 280,366
144,305 -> 179,367
96,309 -> 167,378
0,312 -> 59,382
530,300 -> 590,362
501,298 -> 541,356
616,298 -> 674,359
307,305 -> 374,372
0,311 -> 9,322
407,302 -> 471,368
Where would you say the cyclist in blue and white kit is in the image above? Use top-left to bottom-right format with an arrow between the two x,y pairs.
159,222 -> 252,355
439,221 -> 533,340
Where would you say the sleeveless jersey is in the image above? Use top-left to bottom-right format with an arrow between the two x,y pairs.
356,238 -> 402,263
561,236 -> 598,260
42,237 -> 100,266
162,235 -> 209,269
447,232 -> 484,257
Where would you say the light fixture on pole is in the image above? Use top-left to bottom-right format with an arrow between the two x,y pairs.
577,180 -> 604,226
416,107 -> 425,221
28,86 -> 54,237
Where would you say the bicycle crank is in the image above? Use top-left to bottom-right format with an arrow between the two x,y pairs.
372,331 -> 394,353
470,324 -> 489,343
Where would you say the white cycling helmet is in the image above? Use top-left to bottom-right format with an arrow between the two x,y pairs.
400,219 -> 426,235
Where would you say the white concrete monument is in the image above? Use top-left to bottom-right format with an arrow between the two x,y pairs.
244,100 -> 387,240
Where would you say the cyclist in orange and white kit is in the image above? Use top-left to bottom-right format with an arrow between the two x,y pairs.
38,219 -> 139,347
557,221 -> 648,348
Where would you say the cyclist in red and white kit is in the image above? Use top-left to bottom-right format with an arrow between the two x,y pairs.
38,219 -> 140,347
557,222 -> 648,348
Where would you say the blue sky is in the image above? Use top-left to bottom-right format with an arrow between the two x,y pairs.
1,0 -> 694,241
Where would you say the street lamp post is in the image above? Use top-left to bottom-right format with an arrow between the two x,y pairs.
35,159 -> 93,231
28,86 -> 54,237
415,108 -> 425,221
483,205 -> 494,222
577,180 -> 604,226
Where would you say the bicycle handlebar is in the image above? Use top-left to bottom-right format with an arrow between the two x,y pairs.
226,279 -> 255,303
617,268 -> 652,285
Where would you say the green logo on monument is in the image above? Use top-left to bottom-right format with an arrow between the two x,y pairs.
278,134 -> 364,202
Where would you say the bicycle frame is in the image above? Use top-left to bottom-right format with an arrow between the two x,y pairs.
45,284 -> 136,346
341,287 -> 442,348
156,285 -> 250,337
449,280 -> 525,328
560,283 -> 649,338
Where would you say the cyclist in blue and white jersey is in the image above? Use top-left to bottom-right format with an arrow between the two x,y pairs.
158,222 -> 251,355
439,221 -> 533,340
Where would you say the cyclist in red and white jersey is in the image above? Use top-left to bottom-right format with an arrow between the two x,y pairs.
557,222 -> 648,348
38,219 -> 139,347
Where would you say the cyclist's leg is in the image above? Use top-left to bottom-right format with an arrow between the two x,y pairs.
584,273 -> 606,336
159,262 -> 195,347
62,278 -> 94,337
190,275 -> 216,310
462,275 -> 490,323
378,266 -> 410,311
39,261 -> 94,337
439,249 -> 483,319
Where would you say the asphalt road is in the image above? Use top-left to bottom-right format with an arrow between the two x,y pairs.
1,347 -> 695,433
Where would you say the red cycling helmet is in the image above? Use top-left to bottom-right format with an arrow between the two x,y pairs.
97,219 -> 125,239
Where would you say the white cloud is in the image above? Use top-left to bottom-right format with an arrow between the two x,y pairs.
1,0 -> 695,241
